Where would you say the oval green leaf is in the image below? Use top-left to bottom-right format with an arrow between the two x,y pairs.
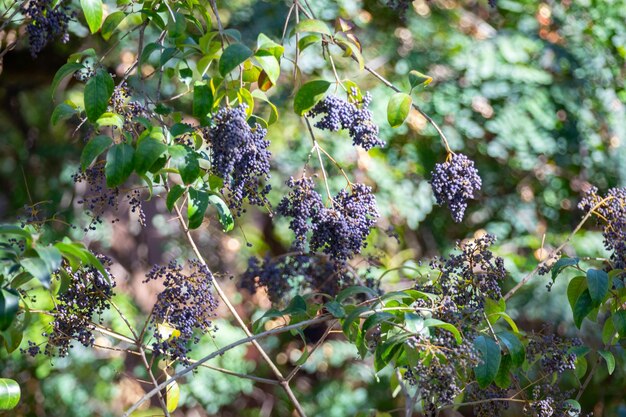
81,135 -> 112,170
208,195 -> 234,232
105,143 -> 135,187
294,80 -> 330,115
473,335 -> 501,388
101,10 -> 125,40
85,69 -> 114,122
0,378 -> 20,410
51,62 -> 84,98
134,138 -> 167,175
0,289 -> 19,331
80,0 -> 103,34
219,44 -> 253,76
188,188 -> 209,229
587,268 -> 609,305
387,93 -> 412,128
294,19 -> 332,36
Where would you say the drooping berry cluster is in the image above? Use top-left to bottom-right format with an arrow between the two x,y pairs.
110,83 -> 153,131
404,331 -> 479,416
430,153 -> 482,223
205,106 -> 271,215
307,91 -> 384,151
25,256 -> 115,357
240,254 -> 354,304
21,0 -> 73,57
277,179 -> 379,262
579,186 -> 626,270
428,234 -> 506,328
72,164 -> 147,230
310,184 -> 379,261
72,164 -> 120,231
527,333 -> 579,375
144,260 -> 218,364
276,176 -> 324,251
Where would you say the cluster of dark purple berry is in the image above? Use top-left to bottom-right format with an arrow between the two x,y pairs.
25,255 -> 115,357
72,164 -> 147,230
240,254 -> 355,304
72,164 -> 120,231
205,106 -> 271,216
21,0 -> 73,57
430,153 -> 482,223
144,260 -> 218,364
527,333 -> 579,375
110,83 -> 153,132
307,91 -> 385,151
277,177 -> 379,262
404,331 -> 479,416
579,186 -> 626,270
426,233 -> 506,329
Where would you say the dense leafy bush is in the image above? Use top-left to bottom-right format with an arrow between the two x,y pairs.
1,0 -> 625,416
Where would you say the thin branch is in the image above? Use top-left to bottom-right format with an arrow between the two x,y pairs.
504,195 -> 616,300
122,314 -> 330,416
139,347 -> 171,417
170,196 -> 308,417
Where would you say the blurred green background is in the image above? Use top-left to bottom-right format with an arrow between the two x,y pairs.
1,0 -> 625,415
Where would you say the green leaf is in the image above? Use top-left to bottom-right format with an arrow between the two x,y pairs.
283,295 -> 307,315
551,257 -> 579,281
20,258 -> 53,288
598,350 -> 615,375
408,70 -> 433,89
387,93 -> 412,128
170,123 -> 195,138
325,301 -> 345,318
166,380 -> 180,413
587,269 -> 609,305
51,103 -> 77,125
105,143 -> 135,187
294,19 -> 332,36
101,10 -> 125,40
293,80 -> 331,115
134,138 -> 167,175
496,331 -> 525,366
0,289 -> 19,331
219,44 -> 253,77
84,69 -> 114,122
81,135 -> 112,170
490,312 -> 520,333
80,0 -> 103,33
208,195 -> 234,232
255,50 -> 280,84
423,318 -> 462,344
473,335 -> 501,388
34,246 -> 62,274
193,81 -> 213,120
494,354 -> 512,389
187,188 -> 209,229
573,290 -> 594,328
95,112 -> 124,129
602,317 -> 617,345
51,62 -> 84,97
169,145 -> 200,185
0,378 -> 20,410
567,276 -> 587,312
298,34 -> 321,51
167,12 -> 186,38
612,310 -> 626,338
166,185 -> 186,212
